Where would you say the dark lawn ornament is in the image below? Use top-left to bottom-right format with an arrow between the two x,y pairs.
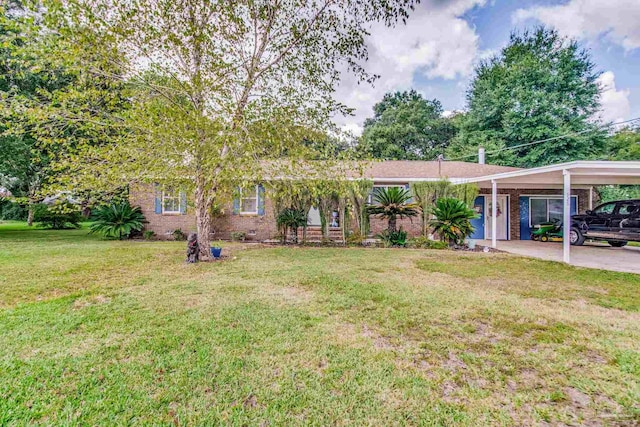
186,233 -> 199,263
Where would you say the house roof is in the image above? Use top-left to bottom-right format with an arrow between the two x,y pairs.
362,161 -> 521,181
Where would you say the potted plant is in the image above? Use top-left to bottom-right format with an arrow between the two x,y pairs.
210,246 -> 222,258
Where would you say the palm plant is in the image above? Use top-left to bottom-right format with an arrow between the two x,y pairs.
90,202 -> 146,239
276,208 -> 308,243
429,198 -> 478,246
367,187 -> 419,233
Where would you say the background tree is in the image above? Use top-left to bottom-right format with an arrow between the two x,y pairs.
598,127 -> 640,201
446,27 -> 605,167
604,127 -> 640,161
1,1 -> 130,223
359,90 -> 455,160
38,0 -> 418,260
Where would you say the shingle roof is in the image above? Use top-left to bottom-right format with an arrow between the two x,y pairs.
362,161 -> 521,180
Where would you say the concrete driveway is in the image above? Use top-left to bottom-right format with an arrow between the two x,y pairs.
479,240 -> 640,274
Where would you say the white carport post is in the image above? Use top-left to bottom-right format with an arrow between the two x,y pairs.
563,170 -> 571,264
491,179 -> 497,249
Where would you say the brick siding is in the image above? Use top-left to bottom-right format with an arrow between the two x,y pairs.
478,188 -> 590,240
131,184 -> 592,241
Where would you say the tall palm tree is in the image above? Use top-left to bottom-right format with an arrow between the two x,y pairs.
367,187 -> 419,232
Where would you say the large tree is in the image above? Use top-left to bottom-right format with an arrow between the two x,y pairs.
359,90 -> 455,160
604,127 -> 640,161
1,1 -> 129,223
36,0 -> 417,260
446,27 -> 606,167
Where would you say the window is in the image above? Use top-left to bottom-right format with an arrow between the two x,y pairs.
617,202 -> 638,215
240,186 -> 259,214
594,202 -> 615,215
529,197 -> 572,226
162,189 -> 181,214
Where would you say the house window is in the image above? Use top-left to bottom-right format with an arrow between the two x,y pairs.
162,189 -> 182,214
529,197 -> 571,226
240,186 -> 259,214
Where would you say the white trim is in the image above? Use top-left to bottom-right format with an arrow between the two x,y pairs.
563,170 -> 571,264
461,161 -> 640,184
239,185 -> 259,215
485,193 -> 510,241
491,180 -> 497,248
161,189 -> 182,214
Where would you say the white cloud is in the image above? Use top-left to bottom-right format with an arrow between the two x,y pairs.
596,71 -> 631,123
340,123 -> 364,137
334,0 -> 485,131
513,0 -> 640,51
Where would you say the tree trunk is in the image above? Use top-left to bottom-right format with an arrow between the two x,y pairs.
388,216 -> 396,233
195,178 -> 212,261
27,206 -> 34,226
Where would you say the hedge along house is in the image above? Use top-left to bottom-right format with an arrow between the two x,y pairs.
129,160 -> 519,241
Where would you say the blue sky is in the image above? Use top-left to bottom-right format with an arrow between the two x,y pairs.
337,0 -> 640,134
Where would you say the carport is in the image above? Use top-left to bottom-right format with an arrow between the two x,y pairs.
464,161 -> 640,264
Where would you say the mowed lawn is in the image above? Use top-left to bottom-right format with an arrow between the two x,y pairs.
0,222 -> 638,426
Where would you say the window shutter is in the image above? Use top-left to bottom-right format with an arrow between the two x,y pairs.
257,184 -> 265,216
232,187 -> 240,215
154,184 -> 162,214
179,191 -> 187,214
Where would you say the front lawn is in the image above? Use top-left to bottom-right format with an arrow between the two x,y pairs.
0,222 -> 638,425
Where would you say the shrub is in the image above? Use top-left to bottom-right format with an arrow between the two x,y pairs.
429,198 -> 478,246
90,202 -> 146,239
276,208 -> 307,243
377,229 -> 408,247
367,187 -> 419,232
172,229 -> 187,241
345,229 -> 364,246
33,202 -> 82,229
230,231 -> 246,241
143,230 -> 156,240
407,236 -> 448,250
0,199 -> 28,221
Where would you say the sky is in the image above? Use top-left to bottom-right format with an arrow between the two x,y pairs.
335,0 -> 640,136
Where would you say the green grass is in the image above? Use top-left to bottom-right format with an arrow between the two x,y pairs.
0,221 -> 638,425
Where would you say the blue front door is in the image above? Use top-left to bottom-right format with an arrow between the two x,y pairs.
470,196 -> 485,239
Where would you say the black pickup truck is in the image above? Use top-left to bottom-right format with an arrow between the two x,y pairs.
570,199 -> 640,247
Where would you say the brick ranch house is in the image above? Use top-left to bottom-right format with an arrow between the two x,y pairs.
130,160 -> 593,242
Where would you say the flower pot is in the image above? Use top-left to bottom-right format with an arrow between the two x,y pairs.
210,247 -> 222,258
466,239 -> 476,250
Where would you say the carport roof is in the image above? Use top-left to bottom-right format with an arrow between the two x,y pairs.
460,161 -> 640,187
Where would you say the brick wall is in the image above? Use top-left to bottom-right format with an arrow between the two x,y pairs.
129,184 -> 279,241
131,183 -> 591,241
478,188 -> 590,240
130,184 -> 196,239
369,216 -> 422,237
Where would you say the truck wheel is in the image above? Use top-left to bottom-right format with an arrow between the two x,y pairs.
569,227 -> 585,246
608,241 -> 627,247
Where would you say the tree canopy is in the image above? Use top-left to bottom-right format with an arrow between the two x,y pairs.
1,1 -> 130,221
446,27 -> 606,167
27,0 -> 418,259
359,90 -> 454,160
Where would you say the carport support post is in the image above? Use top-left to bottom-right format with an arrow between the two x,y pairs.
491,179 -> 497,248
563,170 -> 571,264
